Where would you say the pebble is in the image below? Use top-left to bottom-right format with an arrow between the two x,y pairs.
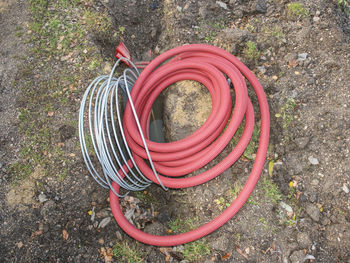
257,66 -> 266,74
17,241 -> 23,248
297,53 -> 308,61
256,0 -> 267,14
216,1 -> 227,9
98,217 -> 111,228
297,232 -> 312,248
309,193 -> 317,203
116,231 -> 122,240
342,184 -> 349,194
290,250 -> 305,263
176,5 -> 182,12
280,201 -> 293,213
38,194 -> 48,203
313,16 -> 320,22
311,179 -> 319,186
209,235 -> 230,251
308,156 -> 319,165
305,203 -> 320,222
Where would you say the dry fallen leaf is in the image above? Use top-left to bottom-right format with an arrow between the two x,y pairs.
47,111 -> 54,117
221,251 -> 232,261
99,247 -> 113,263
62,229 -> 69,240
159,247 -> 167,255
165,254 -> 171,263
236,245 -> 249,260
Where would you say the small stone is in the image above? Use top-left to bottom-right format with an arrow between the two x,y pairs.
280,201 -> 293,213
257,66 -> 266,74
17,241 -> 23,248
290,250 -> 305,263
316,10 -> 321,16
284,53 -> 297,62
305,203 -> 320,222
311,179 -> 319,186
96,208 -> 111,218
308,156 -> 319,165
342,184 -> 349,193
294,137 -> 310,149
209,235 -> 230,251
297,53 -> 308,61
116,231 -> 122,240
216,1 -> 227,9
297,232 -> 312,248
309,193 -> 317,203
321,217 -> 330,226
98,217 -> 111,228
98,238 -> 104,244
272,75 -> 278,81
313,16 -> 320,22
176,5 -> 182,12
256,0 -> 267,14
38,194 -> 48,203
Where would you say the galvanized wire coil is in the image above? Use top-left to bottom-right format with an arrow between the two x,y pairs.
78,58 -> 166,197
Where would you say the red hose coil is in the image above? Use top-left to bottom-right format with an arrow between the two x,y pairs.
109,44 -> 270,246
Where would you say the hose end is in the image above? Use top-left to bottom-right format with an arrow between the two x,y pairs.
115,41 -> 132,66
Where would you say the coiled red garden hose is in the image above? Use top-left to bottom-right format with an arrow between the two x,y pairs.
109,44 -> 270,246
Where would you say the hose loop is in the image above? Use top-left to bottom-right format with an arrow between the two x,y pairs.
80,44 -> 270,246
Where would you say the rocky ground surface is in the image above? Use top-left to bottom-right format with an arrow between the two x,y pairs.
1,0 -> 350,262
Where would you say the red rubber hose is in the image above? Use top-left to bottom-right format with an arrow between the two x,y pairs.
109,44 -> 270,246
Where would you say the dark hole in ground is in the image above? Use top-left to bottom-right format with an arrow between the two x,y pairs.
96,0 -> 164,60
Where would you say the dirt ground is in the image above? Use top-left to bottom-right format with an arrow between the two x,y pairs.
1,0 -> 350,262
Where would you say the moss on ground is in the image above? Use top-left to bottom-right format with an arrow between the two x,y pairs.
11,0 -> 117,184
